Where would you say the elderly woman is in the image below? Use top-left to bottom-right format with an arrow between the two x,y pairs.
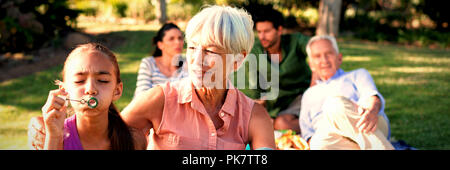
28,5 -> 275,150
122,5 -> 275,150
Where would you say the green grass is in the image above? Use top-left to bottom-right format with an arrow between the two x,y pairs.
1,29 -> 449,149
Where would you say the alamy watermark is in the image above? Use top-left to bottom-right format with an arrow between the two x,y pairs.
182,52 -> 280,100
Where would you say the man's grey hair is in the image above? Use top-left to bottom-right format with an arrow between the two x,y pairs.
306,35 -> 340,59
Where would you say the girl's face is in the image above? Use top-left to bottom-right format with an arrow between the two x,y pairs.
62,51 -> 122,116
157,28 -> 184,57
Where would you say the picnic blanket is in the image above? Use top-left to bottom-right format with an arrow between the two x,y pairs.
391,140 -> 418,150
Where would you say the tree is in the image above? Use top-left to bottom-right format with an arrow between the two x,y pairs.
316,0 -> 342,36
420,0 -> 449,31
155,0 -> 167,24
0,0 -> 79,53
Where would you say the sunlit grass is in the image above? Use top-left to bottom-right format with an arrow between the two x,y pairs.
344,56 -> 372,62
388,66 -> 450,73
398,56 -> 450,65
77,16 -> 163,34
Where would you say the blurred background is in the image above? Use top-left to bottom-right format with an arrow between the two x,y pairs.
1,0 -> 448,55
0,0 -> 449,150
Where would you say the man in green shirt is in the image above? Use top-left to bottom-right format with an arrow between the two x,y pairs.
232,7 -> 314,133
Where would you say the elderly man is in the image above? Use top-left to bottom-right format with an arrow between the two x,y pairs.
299,35 -> 394,149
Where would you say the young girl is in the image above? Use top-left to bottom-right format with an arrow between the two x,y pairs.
42,43 -> 147,150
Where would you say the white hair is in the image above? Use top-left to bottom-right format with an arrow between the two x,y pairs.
185,5 -> 254,56
306,35 -> 340,58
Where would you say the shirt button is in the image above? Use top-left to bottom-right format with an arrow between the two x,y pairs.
220,112 -> 225,117
211,133 -> 216,137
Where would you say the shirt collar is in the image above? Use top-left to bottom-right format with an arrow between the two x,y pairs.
177,78 -> 193,104
177,79 -> 237,117
220,82 -> 237,117
316,68 -> 344,84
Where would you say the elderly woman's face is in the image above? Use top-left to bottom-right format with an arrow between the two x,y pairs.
309,39 -> 342,81
186,41 -> 234,89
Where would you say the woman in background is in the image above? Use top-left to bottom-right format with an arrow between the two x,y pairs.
134,23 -> 188,97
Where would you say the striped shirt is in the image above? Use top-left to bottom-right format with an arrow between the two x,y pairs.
134,56 -> 189,97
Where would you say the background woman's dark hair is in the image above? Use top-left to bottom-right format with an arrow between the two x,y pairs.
64,43 -> 135,150
152,23 -> 181,57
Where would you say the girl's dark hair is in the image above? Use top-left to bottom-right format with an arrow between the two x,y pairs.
64,43 -> 135,150
108,104 -> 135,150
152,23 -> 182,57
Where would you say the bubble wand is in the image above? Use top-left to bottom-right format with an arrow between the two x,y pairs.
65,97 -> 98,109
54,80 -> 98,109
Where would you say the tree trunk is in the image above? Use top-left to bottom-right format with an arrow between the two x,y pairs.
155,0 -> 167,24
316,0 -> 342,37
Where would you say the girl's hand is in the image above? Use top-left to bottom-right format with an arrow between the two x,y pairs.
41,89 -> 68,139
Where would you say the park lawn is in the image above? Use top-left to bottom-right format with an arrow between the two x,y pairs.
0,29 -> 449,150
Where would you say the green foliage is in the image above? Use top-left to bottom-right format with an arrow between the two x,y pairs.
110,0 -> 128,18
72,0 -> 100,16
167,0 -> 216,20
232,0 -> 449,47
340,0 -> 449,47
398,29 -> 450,47
419,0 -> 449,31
72,0 -> 154,21
0,0 -> 80,53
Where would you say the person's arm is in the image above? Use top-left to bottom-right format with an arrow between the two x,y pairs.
248,103 -> 276,150
28,116 -> 46,150
297,33 -> 316,87
121,86 -> 165,136
356,95 -> 381,133
296,33 -> 310,57
134,58 -> 155,97
44,130 -> 63,150
130,127 -> 149,150
299,90 -> 314,142
354,69 -> 385,111
353,69 -> 385,133
254,95 -> 267,107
